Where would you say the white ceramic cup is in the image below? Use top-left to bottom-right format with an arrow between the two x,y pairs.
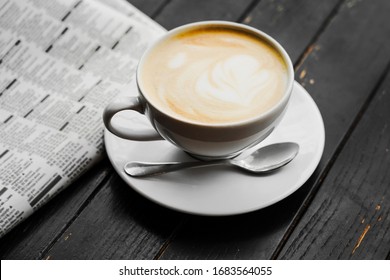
103,21 -> 294,160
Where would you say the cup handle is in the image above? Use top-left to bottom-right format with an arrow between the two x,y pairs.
102,96 -> 163,141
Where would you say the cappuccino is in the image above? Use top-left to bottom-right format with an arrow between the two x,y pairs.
140,27 -> 288,124
103,22 -> 294,158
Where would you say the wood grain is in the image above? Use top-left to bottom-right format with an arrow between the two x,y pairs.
279,67 -> 390,259
242,0 -> 342,63
276,0 -> 390,259
2,0 -> 390,260
155,0 -> 255,29
42,173 -> 185,259
129,0 -> 169,17
158,0 -> 342,260
0,0 -> 171,260
0,159 -> 112,259
36,1 -> 263,259
159,0 -> 390,259
157,180 -> 321,259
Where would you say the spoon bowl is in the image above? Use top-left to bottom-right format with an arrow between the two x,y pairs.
124,142 -> 299,177
231,142 -> 299,173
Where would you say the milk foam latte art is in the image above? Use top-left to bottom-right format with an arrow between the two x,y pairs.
141,27 -> 288,124
103,21 -> 294,159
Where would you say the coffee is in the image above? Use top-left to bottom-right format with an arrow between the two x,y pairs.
104,22 -> 293,158
140,27 -> 288,124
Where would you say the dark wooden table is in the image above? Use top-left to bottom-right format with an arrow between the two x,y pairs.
1,0 -> 389,260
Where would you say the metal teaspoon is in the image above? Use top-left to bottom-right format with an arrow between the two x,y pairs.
124,142 -> 299,177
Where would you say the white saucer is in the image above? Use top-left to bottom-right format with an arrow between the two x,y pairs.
104,81 -> 325,216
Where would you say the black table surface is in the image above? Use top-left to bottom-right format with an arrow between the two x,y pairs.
1,0 -> 389,260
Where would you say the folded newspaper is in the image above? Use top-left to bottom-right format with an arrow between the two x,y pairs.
0,0 -> 166,237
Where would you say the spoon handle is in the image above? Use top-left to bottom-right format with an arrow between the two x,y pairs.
124,160 -> 227,177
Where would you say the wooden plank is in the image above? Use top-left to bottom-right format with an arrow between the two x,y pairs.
158,181 -> 321,260
159,0 -> 390,259
129,0 -> 168,17
39,0 -> 267,260
42,173 -> 184,259
0,159 -> 112,259
0,1 -> 172,260
155,0 -> 254,29
157,0 -> 340,260
3,0 -> 389,261
241,0 -> 342,62
279,67 -> 390,259
294,0 -> 390,164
